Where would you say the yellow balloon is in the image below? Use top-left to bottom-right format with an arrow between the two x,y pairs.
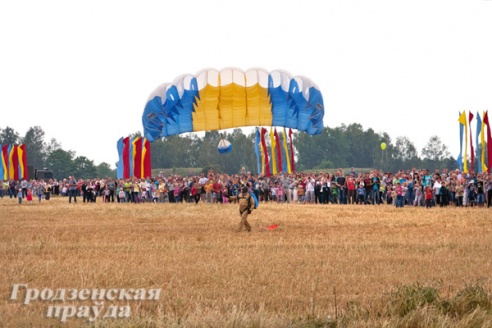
381,142 -> 387,150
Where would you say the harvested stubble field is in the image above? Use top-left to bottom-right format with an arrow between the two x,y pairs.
1,197 -> 492,327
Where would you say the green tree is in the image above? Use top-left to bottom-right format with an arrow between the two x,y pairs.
96,162 -> 116,178
196,131 -> 222,171
130,131 -> 142,139
296,126 -> 350,170
421,135 -> 452,170
344,123 -> 368,167
212,129 -> 256,174
151,134 -> 200,169
150,138 -> 172,168
0,126 -> 20,145
45,138 -> 61,156
421,136 -> 450,161
22,126 -> 47,169
45,149 -> 74,179
72,156 -> 97,179
388,136 -> 421,172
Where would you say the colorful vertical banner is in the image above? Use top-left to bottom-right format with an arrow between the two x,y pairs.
9,145 -> 19,180
140,138 -> 146,178
479,111 -> 488,173
129,137 -> 134,178
260,128 -> 271,177
468,112 -> 474,172
132,137 -> 142,178
143,138 -> 152,178
0,144 -> 27,180
457,112 -> 464,172
288,128 -> 295,173
483,110 -> 492,173
0,154 -> 4,180
21,144 -> 28,179
458,111 -> 468,173
1,144 -> 8,180
116,137 -> 124,179
269,128 -> 277,175
8,145 -> 14,179
18,144 -> 27,179
274,128 -> 282,173
123,137 -> 130,179
116,136 -> 151,179
259,137 -> 265,175
282,128 -> 291,174
255,128 -> 261,175
476,112 -> 482,173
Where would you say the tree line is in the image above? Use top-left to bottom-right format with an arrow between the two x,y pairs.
3,123 -> 476,179
0,126 -> 115,180
146,123 -> 464,174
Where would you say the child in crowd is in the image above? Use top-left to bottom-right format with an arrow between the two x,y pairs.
391,187 -> 397,206
395,183 -> 404,208
61,185 -> 68,197
271,185 -> 277,202
357,182 -> 365,205
401,182 -> 408,205
297,183 -> 305,203
278,184 -> 284,203
17,188 -> 23,204
26,188 -> 33,204
386,187 -> 393,205
462,182 -> 469,207
468,181 -> 477,207
152,189 -> 159,203
118,187 -> 126,203
455,181 -> 464,207
222,186 -> 229,204
440,182 -> 449,207
173,183 -> 181,203
424,185 -> 433,208
205,181 -> 213,203
36,185 -> 43,203
414,183 -> 422,206
103,186 -> 110,203
331,184 -> 338,204
379,183 -> 386,203
190,184 -> 199,204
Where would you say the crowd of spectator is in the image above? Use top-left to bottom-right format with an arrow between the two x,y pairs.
1,166 -> 491,208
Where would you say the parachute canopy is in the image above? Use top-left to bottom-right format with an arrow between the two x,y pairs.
217,138 -> 232,154
142,68 -> 324,142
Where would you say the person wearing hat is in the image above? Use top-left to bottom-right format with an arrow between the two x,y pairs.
467,180 -> 477,207
237,186 -> 253,233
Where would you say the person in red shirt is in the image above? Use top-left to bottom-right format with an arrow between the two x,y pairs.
190,181 -> 200,204
346,177 -> 355,204
212,180 -> 222,204
26,188 -> 33,204
424,185 -> 433,208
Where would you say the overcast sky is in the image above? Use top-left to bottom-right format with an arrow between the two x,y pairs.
1,0 -> 491,168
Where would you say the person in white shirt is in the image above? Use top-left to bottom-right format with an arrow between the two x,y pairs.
305,178 -> 315,204
433,179 -> 442,206
198,173 -> 208,202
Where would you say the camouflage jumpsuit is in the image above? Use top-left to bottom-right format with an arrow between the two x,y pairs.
237,192 -> 252,232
